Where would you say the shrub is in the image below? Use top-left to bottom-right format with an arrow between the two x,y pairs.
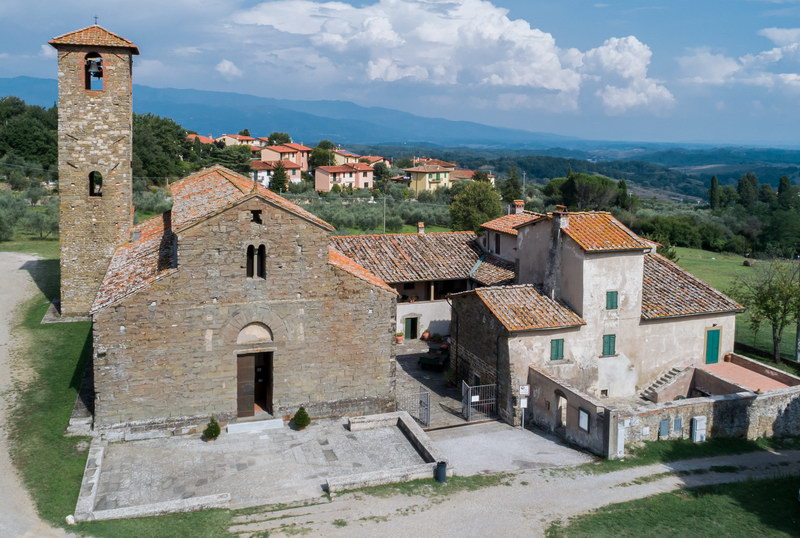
292,406 -> 311,430
203,417 -> 221,440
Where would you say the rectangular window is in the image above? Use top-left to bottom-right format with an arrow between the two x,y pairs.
550,339 -> 564,361
606,291 -> 618,310
494,233 -> 500,254
602,334 -> 616,356
578,408 -> 590,432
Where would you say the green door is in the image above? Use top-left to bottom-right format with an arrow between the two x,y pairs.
404,317 -> 418,339
705,329 -> 720,364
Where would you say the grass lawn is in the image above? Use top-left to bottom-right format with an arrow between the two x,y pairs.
575,436 -> 800,475
547,476 -> 800,537
674,247 -> 798,361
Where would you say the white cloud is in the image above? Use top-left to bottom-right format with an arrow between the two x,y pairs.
229,0 -> 672,114
173,46 -> 203,55
678,29 -> 800,92
39,44 -> 56,58
215,59 -> 242,79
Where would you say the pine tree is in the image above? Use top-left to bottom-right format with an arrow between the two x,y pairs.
238,128 -> 251,137
709,176 -> 721,210
778,175 -> 795,210
270,161 -> 288,193
500,166 -> 522,203
267,132 -> 291,145
292,406 -> 311,430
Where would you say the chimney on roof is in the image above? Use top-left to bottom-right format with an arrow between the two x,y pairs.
417,221 -> 425,234
511,199 -> 524,215
543,206 -> 569,301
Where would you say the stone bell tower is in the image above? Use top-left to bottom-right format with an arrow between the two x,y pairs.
49,25 -> 139,317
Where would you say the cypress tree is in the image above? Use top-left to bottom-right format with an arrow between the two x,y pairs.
736,173 -> 759,209
709,176 -> 721,209
270,161 -> 289,193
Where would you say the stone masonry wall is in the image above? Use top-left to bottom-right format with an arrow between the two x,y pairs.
92,197 -> 396,431
56,44 -> 134,316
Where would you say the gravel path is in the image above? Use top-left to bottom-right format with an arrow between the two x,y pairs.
229,449 -> 800,537
0,252 -> 66,537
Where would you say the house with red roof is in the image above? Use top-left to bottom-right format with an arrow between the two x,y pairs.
332,149 -> 361,165
216,133 -> 255,146
260,144 -> 310,172
314,162 -> 374,191
250,159 -> 302,187
187,133 -> 215,145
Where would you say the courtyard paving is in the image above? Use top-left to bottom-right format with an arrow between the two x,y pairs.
93,418 -> 425,511
395,340 -> 466,428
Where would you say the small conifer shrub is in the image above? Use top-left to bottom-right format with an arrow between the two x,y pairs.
292,406 -> 311,430
203,416 -> 221,440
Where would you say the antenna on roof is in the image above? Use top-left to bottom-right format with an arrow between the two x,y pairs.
94,15 -> 99,25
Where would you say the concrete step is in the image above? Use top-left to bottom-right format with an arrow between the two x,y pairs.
227,418 -> 284,434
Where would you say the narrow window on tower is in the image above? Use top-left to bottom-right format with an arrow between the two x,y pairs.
84,52 -> 104,91
257,245 -> 266,279
246,245 -> 255,277
88,171 -> 103,197
250,210 -> 262,224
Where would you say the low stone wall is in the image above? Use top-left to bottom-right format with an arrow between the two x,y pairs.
528,368 -> 609,457
728,353 -> 800,387
693,368 -> 748,396
330,411 -> 451,493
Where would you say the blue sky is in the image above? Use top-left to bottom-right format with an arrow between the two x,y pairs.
2,0 -> 800,145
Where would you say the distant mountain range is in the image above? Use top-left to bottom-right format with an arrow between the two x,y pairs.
0,76 -> 584,148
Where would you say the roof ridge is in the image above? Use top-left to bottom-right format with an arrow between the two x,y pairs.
49,25 -> 140,53
332,231 -> 473,239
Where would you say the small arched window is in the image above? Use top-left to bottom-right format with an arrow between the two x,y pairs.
257,245 -> 266,279
89,171 -> 103,197
246,245 -> 255,277
84,52 -> 104,91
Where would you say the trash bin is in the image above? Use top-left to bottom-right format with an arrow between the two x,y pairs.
435,461 -> 447,483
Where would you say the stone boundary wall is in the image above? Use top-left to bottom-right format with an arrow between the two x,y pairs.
527,368 -> 609,457
728,353 -> 800,387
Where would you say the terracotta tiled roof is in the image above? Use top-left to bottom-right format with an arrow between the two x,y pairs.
330,232 -> 515,284
250,160 -> 301,170
265,145 -> 297,153
334,150 -> 360,157
92,165 -> 335,312
481,211 -> 542,236
641,253 -> 743,320
328,248 -> 397,295
416,158 -> 456,168
560,212 -> 651,252
404,165 -> 452,173
360,155 -> 385,164
458,284 -> 585,332
471,255 -> 517,286
452,169 -> 496,180
318,163 -> 373,173
49,25 -> 140,54
91,214 -> 177,313
187,134 -> 214,144
284,143 -> 312,152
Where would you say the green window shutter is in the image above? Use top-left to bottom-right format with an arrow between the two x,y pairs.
606,291 -> 618,310
550,339 -> 564,361
602,334 -> 616,356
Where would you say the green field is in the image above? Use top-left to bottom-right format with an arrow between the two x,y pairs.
547,476 -> 800,537
674,247 -> 798,362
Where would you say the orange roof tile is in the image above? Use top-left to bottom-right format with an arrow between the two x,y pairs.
49,25 -> 140,54
456,284 -> 585,332
481,211 -> 542,236
561,212 -> 651,252
265,145 -> 298,153
250,160 -> 301,171
328,248 -> 397,295
284,143 -> 312,152
404,165 -> 452,173
318,163 -> 373,174
187,134 -> 214,144
641,253 -> 743,320
330,232 -> 514,285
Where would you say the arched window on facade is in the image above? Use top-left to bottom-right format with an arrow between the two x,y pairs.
84,52 -> 104,91
256,245 -> 266,279
89,171 -> 103,197
246,245 -> 255,277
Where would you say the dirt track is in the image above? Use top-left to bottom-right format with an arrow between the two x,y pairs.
0,252 -> 65,537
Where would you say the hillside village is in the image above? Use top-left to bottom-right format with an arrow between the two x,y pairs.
0,20 -> 799,537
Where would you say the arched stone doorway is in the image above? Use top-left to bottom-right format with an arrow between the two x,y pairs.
236,323 -> 275,417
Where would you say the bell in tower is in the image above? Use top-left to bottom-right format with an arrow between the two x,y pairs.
49,25 -> 140,317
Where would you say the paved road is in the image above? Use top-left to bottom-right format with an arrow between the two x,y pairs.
0,252 -> 66,537
229,448 -> 800,537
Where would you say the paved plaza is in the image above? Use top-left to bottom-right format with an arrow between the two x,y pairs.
93,418 -> 425,511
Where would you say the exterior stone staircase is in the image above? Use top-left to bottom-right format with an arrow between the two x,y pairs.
640,367 -> 684,402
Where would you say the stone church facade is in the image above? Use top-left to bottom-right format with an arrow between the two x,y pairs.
51,26 -> 397,436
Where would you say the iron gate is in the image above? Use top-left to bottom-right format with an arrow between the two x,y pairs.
396,385 -> 431,427
462,381 -> 497,421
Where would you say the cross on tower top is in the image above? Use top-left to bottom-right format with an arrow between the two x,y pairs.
94,15 -> 98,25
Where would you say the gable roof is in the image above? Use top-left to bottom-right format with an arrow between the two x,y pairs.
187,134 -> 214,144
404,165 -> 452,173
317,163 -> 373,173
481,211 -> 542,236
641,253 -> 744,320
264,145 -> 298,153
452,169 -> 496,180
330,232 -> 515,285
455,285 -> 585,332
328,248 -> 397,295
49,25 -> 140,54
91,165 -> 335,313
360,155 -> 385,164
517,211 -> 651,252
251,160 -> 301,171
283,143 -> 312,152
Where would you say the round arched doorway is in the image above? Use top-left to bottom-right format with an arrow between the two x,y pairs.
236,323 -> 274,417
